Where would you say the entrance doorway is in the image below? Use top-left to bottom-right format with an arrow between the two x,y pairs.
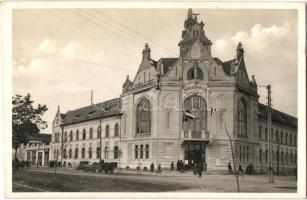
184,141 -> 206,169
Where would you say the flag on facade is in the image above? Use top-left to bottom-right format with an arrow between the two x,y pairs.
210,107 -> 217,116
184,110 -> 195,120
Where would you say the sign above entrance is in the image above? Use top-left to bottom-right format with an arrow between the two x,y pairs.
183,81 -> 207,92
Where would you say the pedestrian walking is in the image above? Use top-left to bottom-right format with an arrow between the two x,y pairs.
170,162 -> 174,172
228,162 -> 233,174
204,162 -> 207,173
158,164 -> 162,174
176,160 -> 180,171
238,164 -> 244,176
150,162 -> 154,173
193,163 -> 198,176
197,162 -> 204,178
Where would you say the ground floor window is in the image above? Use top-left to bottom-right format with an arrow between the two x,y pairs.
259,149 -> 262,163
105,147 -> 109,159
140,145 -> 144,159
82,148 -> 85,159
89,147 -> 92,159
145,144 -> 149,159
265,149 -> 268,163
114,146 -> 119,159
74,148 -> 78,159
69,149 -> 72,159
134,145 -> 138,159
96,147 -> 100,159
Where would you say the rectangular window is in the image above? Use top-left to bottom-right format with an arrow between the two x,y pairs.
246,147 -> 249,161
104,147 -> 109,159
259,149 -> 262,163
96,147 -> 100,159
114,146 -> 119,159
134,145 -> 138,159
239,146 -> 242,161
75,148 -> 78,159
69,149 -> 72,159
265,149 -> 268,163
89,147 -> 92,159
82,148 -> 85,159
166,111 -> 170,129
281,152 -> 284,164
140,145 -> 144,159
145,144 -> 149,159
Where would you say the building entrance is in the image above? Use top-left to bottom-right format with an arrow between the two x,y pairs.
184,141 -> 206,169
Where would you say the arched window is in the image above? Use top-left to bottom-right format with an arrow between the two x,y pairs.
82,128 -> 86,140
76,130 -> 79,141
81,148 -> 85,159
89,127 -> 93,139
88,147 -> 92,159
64,132 -> 67,143
105,125 -> 109,138
97,126 -> 101,138
114,146 -> 119,159
114,123 -> 119,137
276,130 -> 279,143
183,95 -> 207,135
104,146 -> 109,159
265,127 -> 268,141
238,100 -> 247,137
136,98 -> 151,134
258,126 -> 262,140
69,131 -> 73,141
187,67 -> 203,80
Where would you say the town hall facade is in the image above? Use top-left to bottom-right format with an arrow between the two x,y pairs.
50,9 -> 297,173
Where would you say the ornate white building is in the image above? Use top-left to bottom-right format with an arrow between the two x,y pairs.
50,9 -> 297,173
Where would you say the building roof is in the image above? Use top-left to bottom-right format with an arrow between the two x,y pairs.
258,103 -> 297,128
61,98 -> 121,126
221,59 -> 236,75
27,133 -> 52,145
38,134 -> 52,145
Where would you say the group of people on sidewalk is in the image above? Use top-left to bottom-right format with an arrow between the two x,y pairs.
228,162 -> 255,175
147,160 -> 207,178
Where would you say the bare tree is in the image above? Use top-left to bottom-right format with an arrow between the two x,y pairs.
224,123 -> 240,192
53,125 -> 71,177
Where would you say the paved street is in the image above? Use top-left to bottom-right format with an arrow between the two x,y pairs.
12,167 -> 297,192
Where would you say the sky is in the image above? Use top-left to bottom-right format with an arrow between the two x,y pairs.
12,9 -> 298,134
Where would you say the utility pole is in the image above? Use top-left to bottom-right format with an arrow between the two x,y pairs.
99,119 -> 102,164
267,84 -> 273,183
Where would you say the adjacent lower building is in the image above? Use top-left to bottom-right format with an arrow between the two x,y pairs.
15,133 -> 51,166
50,8 -> 297,173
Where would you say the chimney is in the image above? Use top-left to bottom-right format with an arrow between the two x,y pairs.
142,43 -> 151,61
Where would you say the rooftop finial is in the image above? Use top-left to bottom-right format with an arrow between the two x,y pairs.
236,42 -> 244,60
188,8 -> 193,19
142,43 -> 151,61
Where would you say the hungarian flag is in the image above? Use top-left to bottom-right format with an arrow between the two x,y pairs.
184,110 -> 195,120
210,107 -> 217,116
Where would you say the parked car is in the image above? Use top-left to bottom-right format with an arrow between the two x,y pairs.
76,161 -> 91,172
88,162 -> 102,172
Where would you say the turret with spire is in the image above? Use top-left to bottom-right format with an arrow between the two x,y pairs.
179,8 -> 212,58
236,42 -> 244,61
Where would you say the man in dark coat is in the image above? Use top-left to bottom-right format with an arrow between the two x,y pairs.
150,163 -> 154,173
228,162 -> 233,174
170,162 -> 174,171
197,162 -> 204,178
